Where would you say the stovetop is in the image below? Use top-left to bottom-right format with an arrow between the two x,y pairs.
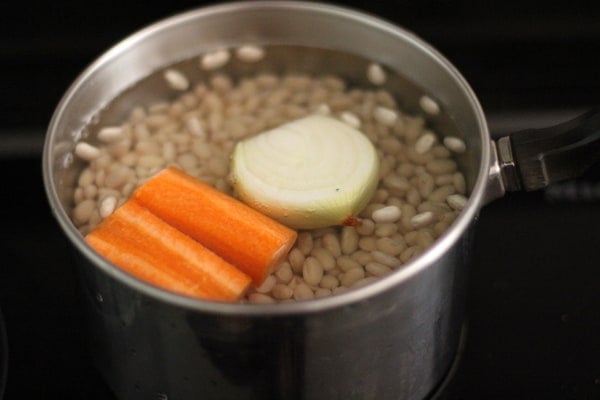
1,1 -> 600,399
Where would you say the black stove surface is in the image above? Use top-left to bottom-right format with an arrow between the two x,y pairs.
1,1 -> 600,399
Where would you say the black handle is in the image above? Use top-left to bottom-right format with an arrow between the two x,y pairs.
507,108 -> 600,191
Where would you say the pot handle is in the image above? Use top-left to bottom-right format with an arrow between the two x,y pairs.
496,108 -> 600,191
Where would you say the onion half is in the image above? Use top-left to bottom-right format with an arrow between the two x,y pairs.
230,115 -> 380,229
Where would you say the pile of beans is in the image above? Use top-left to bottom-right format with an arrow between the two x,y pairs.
71,46 -> 468,303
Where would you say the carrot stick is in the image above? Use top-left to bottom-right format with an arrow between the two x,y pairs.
132,166 -> 298,286
85,200 -> 251,302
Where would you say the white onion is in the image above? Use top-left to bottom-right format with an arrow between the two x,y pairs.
230,115 -> 380,229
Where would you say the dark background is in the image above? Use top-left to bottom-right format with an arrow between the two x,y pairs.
3,0 -> 600,134
1,1 -> 600,399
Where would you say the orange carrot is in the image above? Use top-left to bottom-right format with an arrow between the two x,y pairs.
133,166 -> 298,286
85,200 -> 251,302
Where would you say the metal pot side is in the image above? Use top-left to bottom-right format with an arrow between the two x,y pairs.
42,2 -> 491,399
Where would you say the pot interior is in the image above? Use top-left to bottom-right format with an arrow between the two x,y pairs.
44,1 -> 489,309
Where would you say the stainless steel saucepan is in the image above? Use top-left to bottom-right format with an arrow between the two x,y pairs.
42,2 -> 600,399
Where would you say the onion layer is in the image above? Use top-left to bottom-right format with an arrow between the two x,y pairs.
230,115 -> 380,229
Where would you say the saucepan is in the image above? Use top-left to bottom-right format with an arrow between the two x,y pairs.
42,2 -> 600,399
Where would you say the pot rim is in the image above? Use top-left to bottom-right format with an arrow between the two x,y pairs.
42,0 -> 490,317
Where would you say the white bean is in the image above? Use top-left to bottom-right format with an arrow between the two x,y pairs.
447,194 -> 468,211
350,250 -> 373,266
376,237 -> 405,256
235,45 -> 265,63
429,185 -> 456,202
288,248 -> 306,274
97,188 -> 120,202
416,230 -> 435,248
129,107 -> 146,124
293,283 -> 314,301
426,159 -> 457,175
297,232 -> 314,255
314,288 -> 332,298
310,247 -> 336,271
443,136 -> 466,154
78,168 -> 95,187
435,174 -> 453,186
104,166 -> 131,189
302,257 -> 324,286
185,116 -> 206,139
315,103 -> 331,115
74,142 -> 100,161
275,262 -> 294,284
372,205 -> 402,223
107,138 -> 132,158
352,277 -> 378,288
99,196 -> 117,218
383,174 -> 410,193
97,126 -> 125,143
255,275 -> 277,293
121,179 -> 136,198
358,236 -> 377,252
77,185 -> 98,201
83,185 -> 98,199
135,140 -> 161,156
380,138 -> 403,156
414,132 -> 436,154
88,209 -> 101,229
138,155 -> 164,170
133,123 -> 150,141
453,172 -> 467,194
286,276 -> 301,291
419,95 -> 440,115
366,262 -> 392,277
341,268 -> 365,288
340,227 -> 359,255
177,153 -> 198,171
396,165 -> 415,180
400,246 -> 421,263
161,142 -> 177,162
319,275 -> 339,289
374,223 -> 398,237
322,233 -> 342,258
192,141 -> 211,160
340,111 -> 361,129
207,158 -> 228,177
272,284 -> 293,300
337,256 -> 361,272
148,102 -> 168,114
163,68 -> 190,91
373,106 -> 398,126
73,199 -> 96,225
366,63 -> 386,85
356,219 -> 375,235
372,251 -> 400,268
333,286 -> 349,295
379,156 -> 395,177
248,293 -> 276,304
417,173 -> 435,199
200,49 -> 230,70
411,211 -> 435,228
